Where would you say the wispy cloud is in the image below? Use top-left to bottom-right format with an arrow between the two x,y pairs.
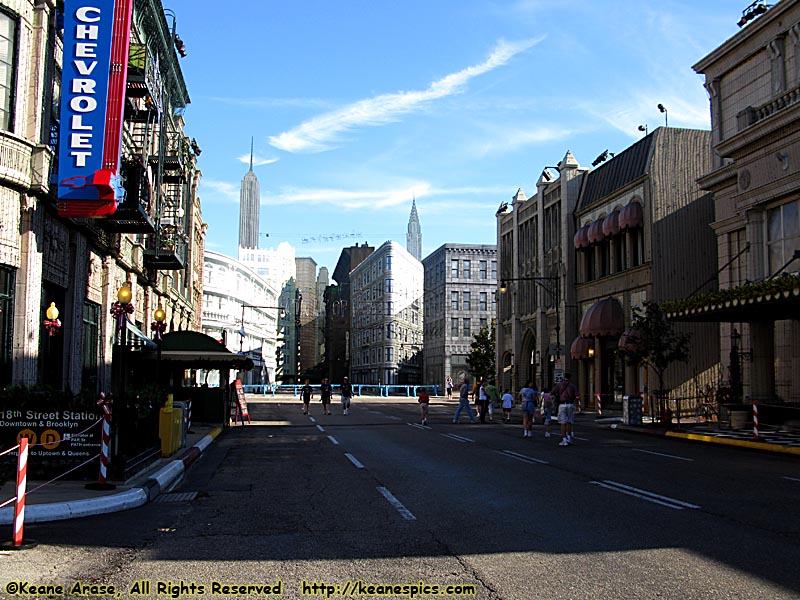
200,179 -> 239,203
236,153 -> 279,167
269,37 -> 544,153
265,182 -> 508,210
207,96 -> 332,110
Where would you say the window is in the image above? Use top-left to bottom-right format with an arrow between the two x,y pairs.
0,12 -> 16,131
451,291 -> 458,310
462,260 -> 471,279
82,301 -> 100,391
463,318 -> 471,338
0,266 -> 14,386
480,260 -> 487,279
386,300 -> 393,316
491,260 -> 497,280
479,291 -> 487,311
451,317 -> 459,337
480,317 -> 488,330
451,259 -> 459,278
767,199 -> 800,276
385,255 -> 392,271
385,279 -> 393,293
386,347 -> 393,362
463,291 -> 471,311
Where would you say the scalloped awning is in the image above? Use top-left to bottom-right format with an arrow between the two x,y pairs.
587,218 -> 605,244
603,210 -> 620,236
580,298 -> 625,338
570,336 -> 593,359
574,225 -> 590,249
619,201 -> 643,230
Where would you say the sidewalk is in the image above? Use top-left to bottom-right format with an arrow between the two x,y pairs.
600,415 -> 800,456
0,425 -> 222,525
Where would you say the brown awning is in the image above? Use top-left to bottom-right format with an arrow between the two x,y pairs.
602,210 -> 620,236
580,297 -> 624,338
570,336 -> 593,359
587,217 -> 605,244
573,225 -> 590,249
619,201 -> 643,230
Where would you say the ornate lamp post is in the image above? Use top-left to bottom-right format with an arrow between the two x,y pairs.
109,282 -> 133,472
152,305 -> 167,386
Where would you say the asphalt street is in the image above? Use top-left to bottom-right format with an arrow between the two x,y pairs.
1,397 -> 799,600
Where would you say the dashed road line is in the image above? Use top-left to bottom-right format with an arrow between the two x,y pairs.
327,435 -> 339,445
316,424 -> 325,432
377,486 -> 416,521
407,423 -> 431,430
344,453 -> 365,469
497,449 -> 549,465
591,480 -> 700,510
441,433 -> 475,443
783,476 -> 800,483
309,416 -> 316,423
632,448 -> 694,462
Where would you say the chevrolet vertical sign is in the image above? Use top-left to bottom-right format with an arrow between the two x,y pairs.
57,0 -> 132,218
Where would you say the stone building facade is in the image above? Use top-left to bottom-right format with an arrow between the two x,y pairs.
422,243 -> 496,388
675,0 -> 800,404
0,0 -> 203,395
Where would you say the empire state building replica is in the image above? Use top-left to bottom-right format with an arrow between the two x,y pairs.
239,140 -> 259,250
406,197 -> 422,261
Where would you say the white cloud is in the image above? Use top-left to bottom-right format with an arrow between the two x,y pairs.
236,153 -> 279,167
269,37 -> 544,153
199,179 -> 239,203
265,182 -> 509,211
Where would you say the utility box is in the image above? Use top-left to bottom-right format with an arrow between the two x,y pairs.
159,405 -> 184,457
623,395 -> 643,425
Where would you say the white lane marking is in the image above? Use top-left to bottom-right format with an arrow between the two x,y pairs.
327,436 -> 339,445
591,480 -> 700,510
632,448 -> 694,462
377,486 -> 417,521
316,424 -> 325,432
497,449 -> 549,465
572,436 -> 589,441
441,433 -> 474,443
407,423 -> 431,430
385,415 -> 402,420
783,476 -> 800,483
309,416 -> 316,423
344,453 -> 365,469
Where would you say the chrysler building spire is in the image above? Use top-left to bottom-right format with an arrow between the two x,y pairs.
406,196 -> 422,261
238,137 -> 260,249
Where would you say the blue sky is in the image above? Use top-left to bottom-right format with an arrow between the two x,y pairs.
174,1 -> 741,276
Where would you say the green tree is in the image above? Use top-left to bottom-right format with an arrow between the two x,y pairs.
617,300 -> 690,402
467,320 -> 496,381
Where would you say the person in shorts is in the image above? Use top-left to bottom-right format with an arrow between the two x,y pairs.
518,381 -> 538,438
320,377 -> 332,415
552,373 -> 577,445
445,376 -> 454,400
418,387 -> 430,426
501,388 -> 514,422
340,376 -> 353,415
540,391 -> 554,438
301,379 -> 313,415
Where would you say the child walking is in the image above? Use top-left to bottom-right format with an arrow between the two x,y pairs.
501,388 -> 514,422
418,387 -> 430,426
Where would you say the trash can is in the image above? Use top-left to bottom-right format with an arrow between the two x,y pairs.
159,405 -> 184,457
623,395 -> 643,425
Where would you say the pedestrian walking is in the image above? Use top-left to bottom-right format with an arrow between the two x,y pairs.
518,382 -> 538,438
340,376 -> 353,415
301,379 -> 313,415
540,391 -> 554,438
418,387 -> 430,426
445,376 -> 454,400
453,377 -> 477,423
552,373 -> 577,446
486,379 -> 500,422
501,388 -> 514,422
320,377 -> 333,415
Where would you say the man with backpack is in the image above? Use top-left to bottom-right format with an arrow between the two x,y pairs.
551,372 -> 577,446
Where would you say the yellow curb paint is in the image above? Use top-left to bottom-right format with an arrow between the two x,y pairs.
208,427 -> 223,440
666,431 -> 800,455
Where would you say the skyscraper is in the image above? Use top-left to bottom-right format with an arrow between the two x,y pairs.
407,196 -> 422,260
239,138 -> 260,249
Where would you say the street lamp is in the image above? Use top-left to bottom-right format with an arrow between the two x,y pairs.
499,276 -> 561,388
44,302 -> 61,336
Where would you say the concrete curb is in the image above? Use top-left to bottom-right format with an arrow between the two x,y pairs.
610,423 -> 800,456
0,427 -> 224,524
